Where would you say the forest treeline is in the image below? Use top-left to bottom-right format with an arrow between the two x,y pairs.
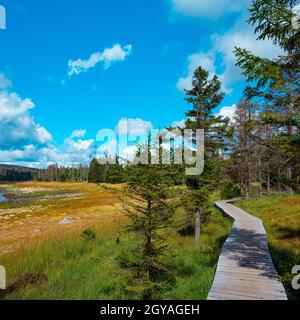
0,165 -> 38,182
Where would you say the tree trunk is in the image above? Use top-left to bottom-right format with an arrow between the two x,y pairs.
278,166 -> 282,194
286,166 -> 292,192
258,154 -> 262,198
195,207 -> 201,242
267,162 -> 270,195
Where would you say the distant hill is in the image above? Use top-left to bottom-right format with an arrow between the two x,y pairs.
0,164 -> 40,172
0,164 -> 39,181
0,164 -> 39,172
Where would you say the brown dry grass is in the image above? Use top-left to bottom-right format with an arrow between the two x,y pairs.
0,182 -> 125,254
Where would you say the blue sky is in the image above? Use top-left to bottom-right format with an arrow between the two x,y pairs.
0,0 -> 282,166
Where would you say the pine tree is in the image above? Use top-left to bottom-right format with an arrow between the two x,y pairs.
120,135 -> 177,299
184,66 -> 233,157
105,157 -> 125,183
228,100 -> 259,198
181,67 -> 232,240
88,158 -> 103,183
235,0 -> 300,191
184,67 -> 233,190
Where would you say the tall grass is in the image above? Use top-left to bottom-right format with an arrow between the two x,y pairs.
0,208 -> 231,300
236,194 -> 300,300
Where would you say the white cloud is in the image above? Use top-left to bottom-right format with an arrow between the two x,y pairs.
67,43 -> 132,77
101,44 -> 132,69
0,76 -> 95,166
171,0 -> 247,19
115,117 -> 153,136
58,131 -> 95,164
64,137 -> 94,152
217,104 -> 237,121
176,52 -> 216,91
0,73 -> 12,89
0,91 -> 52,149
36,127 -> 53,144
212,22 -> 283,87
177,11 -> 283,93
121,145 -> 138,161
0,130 -> 96,166
70,129 -> 86,139
96,138 -> 118,159
171,119 -> 186,128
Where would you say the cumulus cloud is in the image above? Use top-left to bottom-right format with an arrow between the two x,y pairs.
0,91 -> 52,149
67,43 -> 133,77
217,104 -> 237,121
0,129 -> 95,166
171,0 -> 247,19
0,93 -> 157,166
176,52 -> 216,91
171,119 -> 186,128
0,94 -> 190,166
58,130 -> 95,164
70,129 -> 87,139
121,145 -> 138,161
96,138 -> 118,159
115,117 -> 153,136
177,11 -> 283,93
0,75 -> 95,166
212,23 -> 283,88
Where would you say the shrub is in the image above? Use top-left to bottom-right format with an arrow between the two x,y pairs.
220,179 -> 241,199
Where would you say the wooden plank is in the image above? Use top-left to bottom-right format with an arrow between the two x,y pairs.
207,200 -> 287,300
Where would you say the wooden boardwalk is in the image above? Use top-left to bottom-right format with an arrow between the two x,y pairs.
207,200 -> 287,300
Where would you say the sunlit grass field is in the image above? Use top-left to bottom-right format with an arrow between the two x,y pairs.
0,182 -> 231,300
236,194 -> 300,300
0,182 -> 123,253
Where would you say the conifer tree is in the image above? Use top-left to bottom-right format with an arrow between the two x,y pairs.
184,66 -> 233,158
88,158 -> 103,183
120,135 -> 177,299
235,0 -> 300,191
181,67 -> 232,240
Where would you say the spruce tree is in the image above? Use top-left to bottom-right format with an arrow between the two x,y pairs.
120,135 -> 177,299
88,158 -> 103,183
235,0 -> 300,191
181,67 -> 232,240
184,66 -> 233,158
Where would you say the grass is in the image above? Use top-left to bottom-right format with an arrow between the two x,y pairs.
163,207 -> 231,299
1,220 -> 130,299
2,182 -> 298,300
0,182 -> 232,299
236,194 -> 300,300
0,182 -> 123,253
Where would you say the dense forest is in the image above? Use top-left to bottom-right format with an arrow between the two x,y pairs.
0,165 -> 38,181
